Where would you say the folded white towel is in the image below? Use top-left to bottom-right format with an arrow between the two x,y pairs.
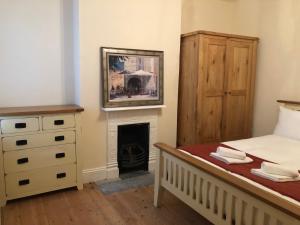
251,168 -> 300,182
261,162 -> 299,178
210,152 -> 253,164
217,147 -> 246,160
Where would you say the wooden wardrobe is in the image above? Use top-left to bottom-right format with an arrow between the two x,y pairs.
177,31 -> 258,146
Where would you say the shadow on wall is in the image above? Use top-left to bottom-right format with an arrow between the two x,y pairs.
60,0 -> 76,104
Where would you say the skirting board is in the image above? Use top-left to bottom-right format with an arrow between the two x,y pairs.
82,160 -> 156,183
82,166 -> 107,183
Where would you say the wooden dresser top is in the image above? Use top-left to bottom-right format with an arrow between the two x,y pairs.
0,105 -> 84,116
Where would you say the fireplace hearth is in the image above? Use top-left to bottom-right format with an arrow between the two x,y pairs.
117,123 -> 149,174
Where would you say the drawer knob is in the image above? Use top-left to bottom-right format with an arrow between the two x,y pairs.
19,179 -> 30,186
56,153 -> 65,158
55,136 -> 65,142
15,123 -> 27,129
57,172 -> 66,179
54,120 -> 64,125
16,140 -> 28,146
17,157 -> 29,164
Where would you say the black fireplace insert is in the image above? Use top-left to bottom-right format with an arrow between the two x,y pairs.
117,123 -> 149,174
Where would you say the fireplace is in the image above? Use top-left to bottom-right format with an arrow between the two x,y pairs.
106,110 -> 157,179
117,123 -> 150,174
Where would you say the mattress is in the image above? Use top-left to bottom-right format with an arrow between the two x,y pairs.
179,135 -> 300,206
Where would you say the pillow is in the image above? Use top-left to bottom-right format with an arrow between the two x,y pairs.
273,106 -> 300,140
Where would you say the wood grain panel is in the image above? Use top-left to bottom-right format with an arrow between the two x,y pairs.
2,184 -> 212,225
181,30 -> 259,41
200,97 -> 223,143
227,46 -> 249,90
198,36 -> 226,143
223,39 -> 254,141
203,38 -> 226,94
177,36 -> 199,146
223,95 -> 247,140
277,100 -> 300,105
0,105 -> 84,116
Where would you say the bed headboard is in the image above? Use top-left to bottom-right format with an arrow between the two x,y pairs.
277,100 -> 300,111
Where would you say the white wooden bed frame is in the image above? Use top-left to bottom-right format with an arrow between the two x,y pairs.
154,100 -> 300,225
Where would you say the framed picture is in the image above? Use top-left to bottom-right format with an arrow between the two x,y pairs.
101,47 -> 164,108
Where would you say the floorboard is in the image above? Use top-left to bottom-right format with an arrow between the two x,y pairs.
2,184 -> 212,225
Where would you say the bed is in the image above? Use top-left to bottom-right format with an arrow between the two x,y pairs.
153,100 -> 300,225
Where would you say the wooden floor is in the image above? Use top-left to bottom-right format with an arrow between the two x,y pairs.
2,184 -> 212,225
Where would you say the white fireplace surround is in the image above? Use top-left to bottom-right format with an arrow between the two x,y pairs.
106,110 -> 158,179
82,110 -> 158,183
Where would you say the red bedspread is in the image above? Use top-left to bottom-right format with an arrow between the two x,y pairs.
180,143 -> 300,202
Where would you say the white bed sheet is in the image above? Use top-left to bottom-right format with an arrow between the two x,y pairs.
178,135 -> 300,206
224,135 -> 300,170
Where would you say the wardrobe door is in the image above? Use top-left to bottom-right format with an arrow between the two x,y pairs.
177,36 -> 199,146
222,39 -> 254,141
197,36 -> 227,143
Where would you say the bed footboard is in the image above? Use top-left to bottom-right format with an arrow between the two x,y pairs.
154,143 -> 300,225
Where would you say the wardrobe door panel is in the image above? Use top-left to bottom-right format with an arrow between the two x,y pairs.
177,36 -> 199,146
223,95 -> 246,140
227,46 -> 250,90
198,36 -> 226,143
223,40 -> 253,141
200,98 -> 223,142
204,42 -> 226,95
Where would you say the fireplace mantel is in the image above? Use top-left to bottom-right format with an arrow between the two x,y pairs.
101,105 -> 166,112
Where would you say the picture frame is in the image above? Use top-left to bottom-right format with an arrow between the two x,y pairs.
100,47 -> 164,108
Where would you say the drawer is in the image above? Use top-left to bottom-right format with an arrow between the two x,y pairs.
2,131 -> 75,151
1,117 -> 39,134
4,144 -> 76,173
5,164 -> 76,198
42,114 -> 75,130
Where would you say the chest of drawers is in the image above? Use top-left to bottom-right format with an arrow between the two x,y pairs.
0,105 -> 84,206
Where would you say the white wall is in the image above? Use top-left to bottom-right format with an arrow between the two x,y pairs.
257,0 -> 300,135
233,0 -> 300,136
0,0 -> 75,107
0,0 -> 181,175
77,0 -> 182,170
181,0 -> 300,136
181,0 -> 236,34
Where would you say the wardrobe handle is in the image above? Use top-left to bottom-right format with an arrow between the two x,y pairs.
15,123 -> 26,129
